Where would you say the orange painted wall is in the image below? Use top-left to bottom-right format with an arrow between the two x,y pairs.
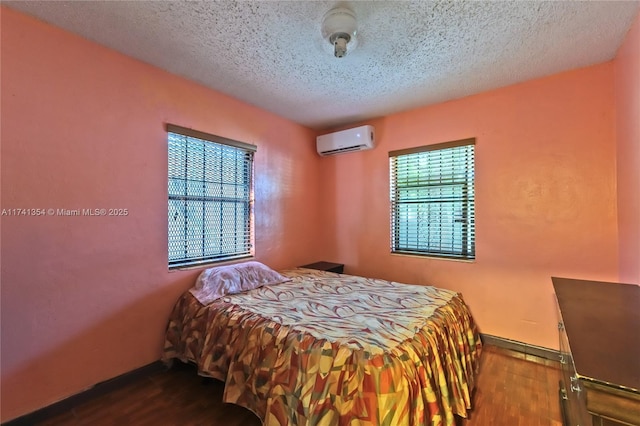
321,64 -> 619,350
615,11 -> 640,285
0,8 -> 325,422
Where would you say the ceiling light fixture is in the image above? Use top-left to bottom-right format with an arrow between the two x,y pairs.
321,7 -> 357,58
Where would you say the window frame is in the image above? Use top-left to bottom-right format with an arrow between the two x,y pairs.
389,138 -> 476,261
167,124 -> 256,270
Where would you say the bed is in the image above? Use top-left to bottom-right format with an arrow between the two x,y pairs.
163,262 -> 482,426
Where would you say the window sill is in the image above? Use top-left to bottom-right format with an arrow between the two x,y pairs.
390,252 -> 475,263
168,256 -> 254,272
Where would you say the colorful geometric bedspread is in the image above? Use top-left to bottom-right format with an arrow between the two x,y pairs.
163,268 -> 482,426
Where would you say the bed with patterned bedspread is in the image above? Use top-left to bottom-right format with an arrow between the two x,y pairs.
163,265 -> 482,426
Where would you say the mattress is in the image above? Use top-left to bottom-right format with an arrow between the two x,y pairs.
163,268 -> 481,426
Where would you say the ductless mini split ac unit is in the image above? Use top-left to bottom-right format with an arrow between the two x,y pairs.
316,125 -> 375,156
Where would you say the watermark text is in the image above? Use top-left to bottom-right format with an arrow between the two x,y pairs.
1,208 -> 129,217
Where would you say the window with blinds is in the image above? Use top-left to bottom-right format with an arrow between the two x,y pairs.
167,124 -> 256,269
389,138 -> 475,260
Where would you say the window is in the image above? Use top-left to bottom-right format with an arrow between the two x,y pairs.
167,124 -> 256,269
389,138 -> 475,260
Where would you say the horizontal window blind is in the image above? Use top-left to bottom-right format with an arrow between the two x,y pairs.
390,138 -> 475,260
167,125 -> 255,269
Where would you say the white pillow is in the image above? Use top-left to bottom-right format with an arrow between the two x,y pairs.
189,261 -> 290,305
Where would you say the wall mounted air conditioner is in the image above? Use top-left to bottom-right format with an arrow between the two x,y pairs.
316,125 -> 375,156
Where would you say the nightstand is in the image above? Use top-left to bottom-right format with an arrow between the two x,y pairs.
300,261 -> 344,274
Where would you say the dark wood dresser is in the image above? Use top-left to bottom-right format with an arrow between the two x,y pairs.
552,277 -> 640,426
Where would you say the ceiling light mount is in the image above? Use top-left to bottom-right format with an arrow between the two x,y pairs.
321,7 -> 357,58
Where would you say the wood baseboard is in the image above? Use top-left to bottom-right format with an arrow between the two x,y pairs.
2,361 -> 166,426
481,333 -> 559,362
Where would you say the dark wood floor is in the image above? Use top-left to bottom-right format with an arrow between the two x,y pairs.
460,346 -> 563,426
34,345 -> 562,426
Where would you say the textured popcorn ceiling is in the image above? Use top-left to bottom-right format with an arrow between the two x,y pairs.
5,1 -> 639,130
